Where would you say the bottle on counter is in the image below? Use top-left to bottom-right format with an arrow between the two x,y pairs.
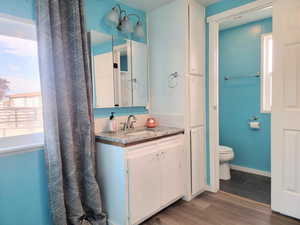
108,112 -> 117,132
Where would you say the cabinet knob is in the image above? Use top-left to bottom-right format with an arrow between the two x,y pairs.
160,152 -> 165,158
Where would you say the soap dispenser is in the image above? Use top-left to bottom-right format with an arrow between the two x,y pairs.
108,112 -> 117,132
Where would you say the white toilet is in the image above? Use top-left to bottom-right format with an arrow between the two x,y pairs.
219,145 -> 234,180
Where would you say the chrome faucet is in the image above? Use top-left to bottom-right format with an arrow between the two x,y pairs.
121,115 -> 137,131
127,115 -> 137,129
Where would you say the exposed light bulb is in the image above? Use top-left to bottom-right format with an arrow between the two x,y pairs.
104,7 -> 120,28
134,21 -> 145,39
119,16 -> 133,34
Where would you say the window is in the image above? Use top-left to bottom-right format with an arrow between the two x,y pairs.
261,33 -> 273,113
0,16 -> 43,138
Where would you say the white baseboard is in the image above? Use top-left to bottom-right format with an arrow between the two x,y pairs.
230,164 -> 271,177
205,184 -> 218,193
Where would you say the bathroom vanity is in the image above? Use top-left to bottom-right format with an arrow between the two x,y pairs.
96,127 -> 184,225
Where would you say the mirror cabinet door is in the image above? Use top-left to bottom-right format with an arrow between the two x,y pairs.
131,40 -> 148,106
112,36 -> 132,107
90,30 -> 148,108
90,31 -> 115,108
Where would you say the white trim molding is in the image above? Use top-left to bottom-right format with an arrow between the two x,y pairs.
0,133 -> 44,157
207,0 -> 273,193
208,21 -> 220,193
0,12 -> 34,25
207,0 -> 273,23
230,164 -> 271,177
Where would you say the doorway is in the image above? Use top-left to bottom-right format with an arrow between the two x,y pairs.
218,10 -> 272,204
207,0 -> 273,204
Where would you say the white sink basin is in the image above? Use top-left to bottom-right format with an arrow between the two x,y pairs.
125,130 -> 154,137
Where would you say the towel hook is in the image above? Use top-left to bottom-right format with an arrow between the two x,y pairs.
168,72 -> 179,88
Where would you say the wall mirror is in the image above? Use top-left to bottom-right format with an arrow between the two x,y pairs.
89,30 -> 148,108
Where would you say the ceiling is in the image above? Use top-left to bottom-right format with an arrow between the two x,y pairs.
117,0 -> 220,12
220,6 -> 272,30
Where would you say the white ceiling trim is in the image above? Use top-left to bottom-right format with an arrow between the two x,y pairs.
220,6 -> 272,30
117,0 -> 220,12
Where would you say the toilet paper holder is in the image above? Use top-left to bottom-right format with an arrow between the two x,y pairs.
248,116 -> 260,129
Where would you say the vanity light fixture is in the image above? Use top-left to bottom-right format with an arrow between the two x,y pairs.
104,4 -> 145,39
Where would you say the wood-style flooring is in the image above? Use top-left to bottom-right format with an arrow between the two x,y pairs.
220,169 -> 271,204
141,191 -> 300,225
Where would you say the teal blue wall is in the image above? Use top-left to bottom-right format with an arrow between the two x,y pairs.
206,0 -> 256,17
94,106 -> 147,118
92,41 -> 113,55
219,18 -> 272,172
0,1 -> 35,20
205,0 -> 256,185
0,150 -> 52,225
120,55 -> 128,71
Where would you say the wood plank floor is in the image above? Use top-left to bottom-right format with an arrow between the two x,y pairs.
141,191 -> 300,225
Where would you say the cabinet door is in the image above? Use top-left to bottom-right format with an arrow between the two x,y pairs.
191,127 -> 206,195
160,142 -> 184,206
189,75 -> 205,127
189,0 -> 205,75
128,150 -> 161,224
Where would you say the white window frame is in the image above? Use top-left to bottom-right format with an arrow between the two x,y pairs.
0,13 -> 44,156
0,133 -> 44,156
261,33 -> 273,113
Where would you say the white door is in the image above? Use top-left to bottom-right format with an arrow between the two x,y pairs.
128,150 -> 161,224
160,141 -> 184,206
189,75 -> 205,127
272,0 -> 300,219
191,127 -> 205,195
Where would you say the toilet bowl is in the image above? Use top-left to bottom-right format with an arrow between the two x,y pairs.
219,145 -> 234,180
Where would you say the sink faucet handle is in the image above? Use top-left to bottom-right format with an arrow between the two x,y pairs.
129,120 -> 137,129
126,115 -> 137,130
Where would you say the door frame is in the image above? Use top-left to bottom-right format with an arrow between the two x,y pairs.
206,0 -> 273,193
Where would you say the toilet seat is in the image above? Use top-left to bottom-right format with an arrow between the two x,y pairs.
219,145 -> 234,155
219,145 -> 234,162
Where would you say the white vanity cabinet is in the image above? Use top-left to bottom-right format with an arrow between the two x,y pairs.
96,134 -> 184,225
